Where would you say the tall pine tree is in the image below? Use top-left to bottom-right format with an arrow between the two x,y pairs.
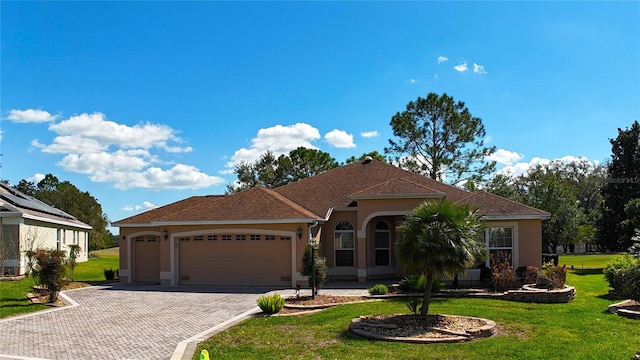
598,121 -> 640,251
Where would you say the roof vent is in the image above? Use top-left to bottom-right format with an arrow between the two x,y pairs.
363,156 -> 373,164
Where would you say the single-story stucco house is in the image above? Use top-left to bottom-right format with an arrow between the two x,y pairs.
0,183 -> 91,276
114,159 -> 550,287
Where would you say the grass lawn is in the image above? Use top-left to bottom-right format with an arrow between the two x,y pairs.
0,247 -> 119,319
194,256 -> 639,360
558,253 -> 622,270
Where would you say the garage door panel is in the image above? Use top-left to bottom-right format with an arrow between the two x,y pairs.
134,237 -> 160,283
179,237 -> 291,286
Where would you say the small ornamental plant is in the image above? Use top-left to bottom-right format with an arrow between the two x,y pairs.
257,293 -> 285,315
491,252 -> 514,292
543,262 -> 568,289
368,283 -> 389,295
34,249 -> 67,303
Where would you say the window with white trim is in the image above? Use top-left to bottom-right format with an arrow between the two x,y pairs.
265,235 -> 276,241
221,235 -> 232,241
487,227 -> 514,265
251,235 -> 261,241
374,221 -> 390,266
236,235 -> 246,241
208,235 -> 217,241
193,235 -> 203,241
334,221 -> 355,267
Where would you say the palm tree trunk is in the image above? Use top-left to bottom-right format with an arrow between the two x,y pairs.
421,269 -> 434,317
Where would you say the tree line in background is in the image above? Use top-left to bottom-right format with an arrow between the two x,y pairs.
229,93 -> 639,254
5,174 -> 114,251
3,92 -> 637,254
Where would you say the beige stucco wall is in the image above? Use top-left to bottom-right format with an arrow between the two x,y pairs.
516,219 -> 543,268
0,218 -> 89,276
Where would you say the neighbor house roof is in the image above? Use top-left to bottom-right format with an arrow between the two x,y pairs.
0,183 -> 92,229
114,159 -> 550,225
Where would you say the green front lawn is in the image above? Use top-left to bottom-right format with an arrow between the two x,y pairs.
194,257 -> 638,360
0,247 -> 119,319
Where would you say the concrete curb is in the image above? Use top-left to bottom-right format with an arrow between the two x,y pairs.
171,306 -> 261,360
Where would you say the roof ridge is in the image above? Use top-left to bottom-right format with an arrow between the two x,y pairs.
350,176 -> 444,196
257,187 -> 321,218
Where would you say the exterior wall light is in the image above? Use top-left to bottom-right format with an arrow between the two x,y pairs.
296,226 -> 303,240
162,229 -> 169,241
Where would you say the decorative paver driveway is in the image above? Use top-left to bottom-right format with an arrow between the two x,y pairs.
0,283 -> 271,360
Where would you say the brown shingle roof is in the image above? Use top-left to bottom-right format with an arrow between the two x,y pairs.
115,159 -> 549,225
114,187 -> 319,224
114,195 -> 224,224
456,191 -> 550,218
349,177 -> 446,198
273,159 -> 471,216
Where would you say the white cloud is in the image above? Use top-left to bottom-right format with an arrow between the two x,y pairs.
434,74 -> 439,79
496,155 -> 597,178
32,111 -> 223,190
454,62 -> 468,72
26,173 -> 46,184
122,201 -> 157,212
409,78 -> 416,84
361,131 -> 379,138
7,109 -> 59,123
324,129 -> 356,148
437,56 -> 449,64
473,63 -> 488,74
225,123 -> 321,169
486,149 -> 523,165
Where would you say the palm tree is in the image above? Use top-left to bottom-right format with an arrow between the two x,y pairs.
395,200 -> 486,316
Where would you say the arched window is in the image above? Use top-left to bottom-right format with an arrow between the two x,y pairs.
334,221 -> 354,267
374,221 -> 390,266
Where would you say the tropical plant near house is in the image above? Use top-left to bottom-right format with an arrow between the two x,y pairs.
395,200 -> 486,316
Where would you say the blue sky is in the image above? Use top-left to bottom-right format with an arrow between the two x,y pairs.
1,1 -> 639,232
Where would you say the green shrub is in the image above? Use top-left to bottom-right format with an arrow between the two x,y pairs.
406,299 -> 422,314
603,255 -> 638,293
300,245 -> 327,293
543,263 -> 568,289
104,268 -> 116,281
257,293 -> 285,314
34,249 -> 67,303
621,265 -> 640,301
368,283 -> 389,295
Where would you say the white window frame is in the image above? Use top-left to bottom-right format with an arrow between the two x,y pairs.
334,221 -> 355,267
484,223 -> 518,268
374,221 -> 390,266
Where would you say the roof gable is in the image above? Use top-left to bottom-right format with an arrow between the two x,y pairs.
349,177 -> 446,199
273,159 -> 471,216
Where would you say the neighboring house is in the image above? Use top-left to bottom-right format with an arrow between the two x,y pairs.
0,183 -> 92,276
113,159 -> 550,287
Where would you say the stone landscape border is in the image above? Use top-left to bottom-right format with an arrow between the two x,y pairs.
607,299 -> 640,320
349,314 -> 496,343
367,285 -> 576,304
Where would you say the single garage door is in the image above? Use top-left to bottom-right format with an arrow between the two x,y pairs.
134,235 -> 160,283
178,233 -> 292,286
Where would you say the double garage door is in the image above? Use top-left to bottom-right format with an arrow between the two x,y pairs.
177,233 -> 292,286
